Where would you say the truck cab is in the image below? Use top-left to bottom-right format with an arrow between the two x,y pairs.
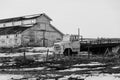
54,34 -> 80,56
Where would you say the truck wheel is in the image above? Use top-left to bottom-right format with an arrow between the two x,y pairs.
63,48 -> 72,56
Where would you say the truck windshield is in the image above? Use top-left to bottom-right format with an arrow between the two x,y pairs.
54,44 -> 61,51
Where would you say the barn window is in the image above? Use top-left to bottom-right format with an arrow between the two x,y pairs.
0,24 -> 4,27
31,19 -> 36,23
14,21 -> 22,26
5,22 -> 13,27
23,19 -> 32,25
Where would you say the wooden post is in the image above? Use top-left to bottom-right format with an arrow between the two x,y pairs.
68,49 -> 71,60
23,47 -> 26,61
88,46 -> 90,59
53,51 -> 55,60
46,49 -> 49,61
103,48 -> 109,60
59,51 -> 62,60
104,48 -> 109,56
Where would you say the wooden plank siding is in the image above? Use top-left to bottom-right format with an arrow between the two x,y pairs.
21,15 -> 63,47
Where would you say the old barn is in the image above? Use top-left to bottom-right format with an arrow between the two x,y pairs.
0,13 -> 63,47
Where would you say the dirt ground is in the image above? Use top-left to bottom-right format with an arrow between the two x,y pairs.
1,54 -> 120,80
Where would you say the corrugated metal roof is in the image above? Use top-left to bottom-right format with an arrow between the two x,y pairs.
0,26 -> 30,35
0,13 -> 52,23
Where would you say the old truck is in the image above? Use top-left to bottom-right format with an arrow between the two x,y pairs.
54,34 -> 80,56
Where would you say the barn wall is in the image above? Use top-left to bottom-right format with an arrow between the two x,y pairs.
0,34 -> 21,47
21,28 -> 36,46
21,16 -> 63,47
36,15 -> 50,24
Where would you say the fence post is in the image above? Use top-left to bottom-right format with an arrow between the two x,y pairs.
103,48 -> 109,61
46,49 -> 49,61
53,51 -> 55,60
88,46 -> 90,59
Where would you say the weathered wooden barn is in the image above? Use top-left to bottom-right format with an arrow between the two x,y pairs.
0,13 -> 64,47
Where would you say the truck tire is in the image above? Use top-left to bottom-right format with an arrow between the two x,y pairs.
63,48 -> 72,56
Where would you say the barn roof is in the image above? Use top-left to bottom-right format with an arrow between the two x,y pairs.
0,13 -> 52,23
0,26 -> 30,35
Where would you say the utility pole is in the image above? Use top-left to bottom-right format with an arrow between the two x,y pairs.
78,28 -> 81,53
78,28 -> 80,40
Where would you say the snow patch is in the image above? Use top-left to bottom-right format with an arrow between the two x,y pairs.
59,74 -> 120,80
27,47 -> 54,52
85,74 -> 120,80
0,47 -> 54,58
46,74 -> 61,77
0,67 -> 45,71
59,74 -> 86,80
73,62 -> 104,67
59,68 -> 88,72
0,51 -> 53,58
92,67 -> 105,70
112,66 -> 120,69
0,74 -> 23,80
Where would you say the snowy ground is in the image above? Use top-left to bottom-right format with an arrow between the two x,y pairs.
0,74 -> 23,80
73,62 -> 105,67
0,47 -> 54,57
59,62 -> 105,73
0,47 -> 120,80
59,74 -> 120,80
0,61 -> 120,80
0,47 -> 55,63
1,73 -> 120,80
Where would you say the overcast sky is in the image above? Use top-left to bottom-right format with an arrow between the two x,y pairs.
0,0 -> 120,38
